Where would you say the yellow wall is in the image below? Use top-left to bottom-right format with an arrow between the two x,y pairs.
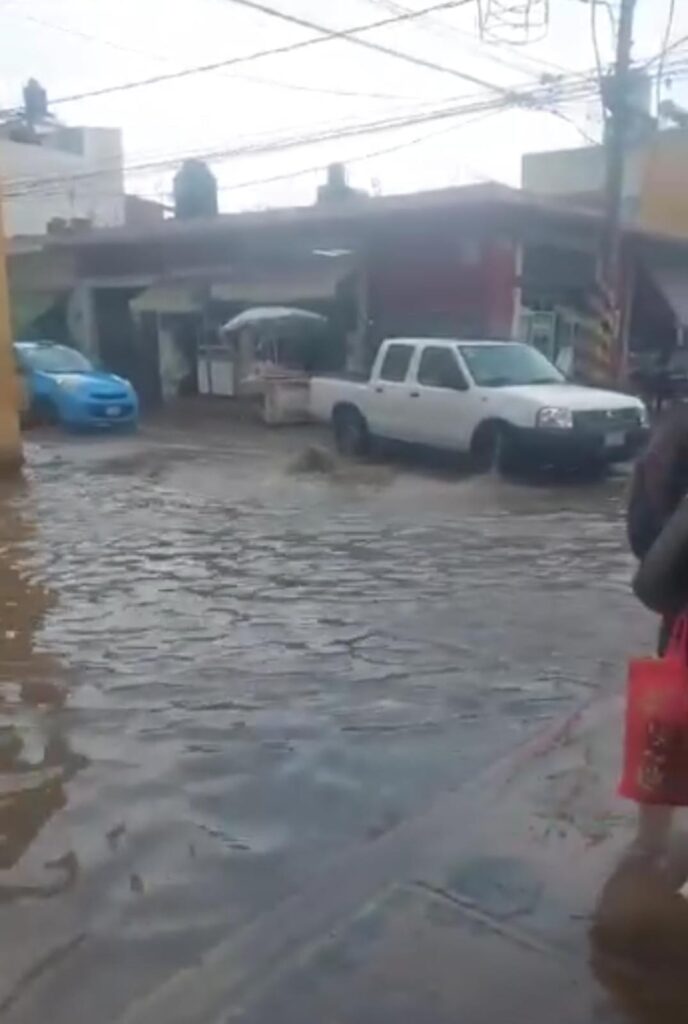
0,195 -> 22,471
637,130 -> 688,238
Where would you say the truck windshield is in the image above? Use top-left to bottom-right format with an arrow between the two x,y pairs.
458,343 -> 564,388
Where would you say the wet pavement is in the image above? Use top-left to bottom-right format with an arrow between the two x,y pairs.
0,421 -> 657,1021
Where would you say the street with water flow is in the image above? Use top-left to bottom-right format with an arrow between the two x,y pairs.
0,420 -> 673,1022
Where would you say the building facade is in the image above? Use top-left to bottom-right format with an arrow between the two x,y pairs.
10,181 -> 688,403
0,124 -> 125,237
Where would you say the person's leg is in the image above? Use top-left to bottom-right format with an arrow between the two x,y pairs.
635,805 -> 673,858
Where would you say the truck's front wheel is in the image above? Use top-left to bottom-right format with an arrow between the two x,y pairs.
333,406 -> 370,457
470,422 -> 520,474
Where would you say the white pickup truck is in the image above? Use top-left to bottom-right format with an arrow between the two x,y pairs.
310,338 -> 649,471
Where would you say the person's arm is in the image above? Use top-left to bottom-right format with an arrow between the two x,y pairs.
627,460 -> 662,560
633,497 -> 688,615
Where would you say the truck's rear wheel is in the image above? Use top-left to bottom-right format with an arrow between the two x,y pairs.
333,406 -> 369,457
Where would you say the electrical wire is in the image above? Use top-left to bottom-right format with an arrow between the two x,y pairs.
3,8 -> 421,104
363,0 -> 570,76
8,45 -> 667,203
4,0 -> 486,112
655,0 -> 677,109
645,30 -> 688,68
2,90 -> 489,193
216,107 -> 507,194
589,0 -> 608,124
223,0 -> 523,97
3,70 -> 605,200
9,106 -> 506,205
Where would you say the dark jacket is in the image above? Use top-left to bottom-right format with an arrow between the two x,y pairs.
627,410 -> 688,653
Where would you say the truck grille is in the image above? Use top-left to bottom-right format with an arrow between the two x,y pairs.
573,408 -> 640,432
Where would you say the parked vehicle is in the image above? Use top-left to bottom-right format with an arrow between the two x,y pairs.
15,341 -> 139,431
310,338 -> 649,471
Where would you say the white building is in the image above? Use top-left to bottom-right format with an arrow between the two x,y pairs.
0,123 -> 125,237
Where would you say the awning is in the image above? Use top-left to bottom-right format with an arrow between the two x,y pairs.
130,285 -> 201,315
652,268 -> 688,328
211,263 -> 352,304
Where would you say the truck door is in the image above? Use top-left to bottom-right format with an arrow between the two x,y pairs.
408,345 -> 474,450
368,342 -> 417,440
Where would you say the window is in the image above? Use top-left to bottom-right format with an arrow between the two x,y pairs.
379,343 -> 413,382
458,343 -> 563,388
418,347 -> 467,391
19,344 -> 93,374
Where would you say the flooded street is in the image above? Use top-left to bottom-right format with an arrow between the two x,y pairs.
0,423 -> 654,1022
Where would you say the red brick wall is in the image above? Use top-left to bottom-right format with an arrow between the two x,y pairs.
368,235 -> 516,340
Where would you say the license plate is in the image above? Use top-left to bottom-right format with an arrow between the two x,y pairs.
605,430 -> 625,448
105,405 -> 121,417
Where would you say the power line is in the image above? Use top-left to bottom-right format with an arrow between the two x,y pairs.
217,107 -> 506,194
3,8 -> 420,104
6,61 -> 617,199
5,96 -> 519,197
365,0 -> 571,77
224,0 -> 523,97
3,91 -> 486,193
644,29 -> 688,68
9,0 -> 487,111
12,43 -> 685,202
9,107 -> 505,205
655,0 -> 677,108
4,71 -> 605,200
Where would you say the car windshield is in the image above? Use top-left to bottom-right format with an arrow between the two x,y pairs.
458,343 -> 564,388
20,344 -> 93,374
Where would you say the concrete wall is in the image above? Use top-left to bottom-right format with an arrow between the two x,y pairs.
521,144 -> 643,221
0,127 -> 125,236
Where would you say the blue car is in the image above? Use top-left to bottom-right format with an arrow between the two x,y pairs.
15,340 -> 139,431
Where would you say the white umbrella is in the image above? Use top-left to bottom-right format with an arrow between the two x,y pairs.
221,306 -> 326,333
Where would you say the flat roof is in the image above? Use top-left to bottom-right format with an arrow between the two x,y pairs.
19,180 -> 688,256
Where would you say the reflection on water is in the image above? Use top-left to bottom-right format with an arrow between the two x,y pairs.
0,479 -> 85,902
591,846 -> 688,1023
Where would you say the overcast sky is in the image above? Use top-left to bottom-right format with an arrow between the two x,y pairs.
1,0 -> 687,210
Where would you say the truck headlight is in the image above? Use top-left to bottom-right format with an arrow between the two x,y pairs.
537,406 -> 574,430
638,404 -> 650,429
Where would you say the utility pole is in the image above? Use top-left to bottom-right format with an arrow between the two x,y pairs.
601,0 -> 638,378
0,189 -> 23,475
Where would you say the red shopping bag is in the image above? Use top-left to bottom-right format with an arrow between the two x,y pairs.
619,616 -> 688,806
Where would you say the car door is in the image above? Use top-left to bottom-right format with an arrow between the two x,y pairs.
408,345 -> 474,450
367,341 -> 417,441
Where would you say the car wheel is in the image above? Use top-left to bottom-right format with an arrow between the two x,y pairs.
333,406 -> 370,457
30,397 -> 59,428
470,422 -> 519,474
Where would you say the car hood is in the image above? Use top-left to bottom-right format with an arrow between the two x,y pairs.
47,371 -> 130,392
497,383 -> 642,411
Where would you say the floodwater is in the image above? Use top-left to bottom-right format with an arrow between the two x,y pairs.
0,425 -> 656,1021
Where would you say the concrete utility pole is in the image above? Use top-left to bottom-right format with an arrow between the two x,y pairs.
0,191 -> 23,475
601,0 -> 638,376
